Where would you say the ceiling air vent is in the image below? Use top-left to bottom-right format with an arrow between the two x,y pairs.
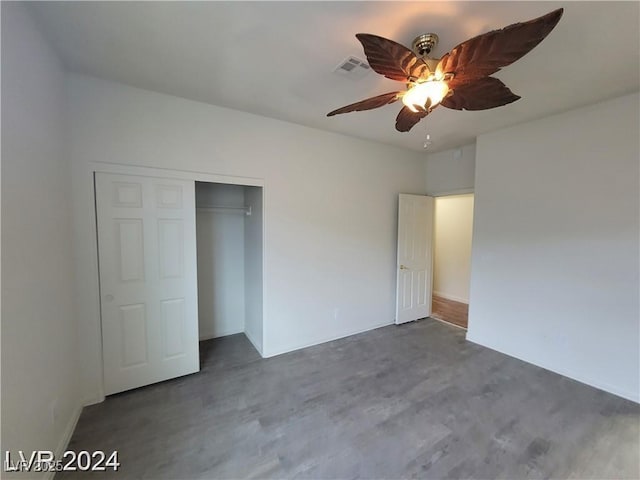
334,56 -> 370,80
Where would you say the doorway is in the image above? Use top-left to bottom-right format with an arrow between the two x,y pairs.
431,194 -> 474,328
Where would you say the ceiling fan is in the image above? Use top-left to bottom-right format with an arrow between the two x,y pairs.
327,8 -> 563,132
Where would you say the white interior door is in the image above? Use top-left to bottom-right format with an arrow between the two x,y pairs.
396,194 -> 434,324
95,173 -> 199,395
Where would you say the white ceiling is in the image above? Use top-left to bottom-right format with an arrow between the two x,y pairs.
29,1 -> 639,153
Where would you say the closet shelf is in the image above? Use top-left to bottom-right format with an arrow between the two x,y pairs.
197,205 -> 252,216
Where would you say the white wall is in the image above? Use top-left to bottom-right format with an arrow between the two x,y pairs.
244,186 -> 264,354
433,194 -> 474,303
1,2 -> 81,472
196,183 -> 246,340
66,74 -> 426,403
425,143 -> 476,195
468,92 -> 640,402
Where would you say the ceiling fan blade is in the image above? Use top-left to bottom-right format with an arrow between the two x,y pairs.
327,91 -> 402,116
437,8 -> 563,86
395,106 -> 429,132
356,33 -> 430,82
441,77 -> 520,111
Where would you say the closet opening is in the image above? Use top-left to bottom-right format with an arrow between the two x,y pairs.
195,181 -> 263,358
431,193 -> 474,329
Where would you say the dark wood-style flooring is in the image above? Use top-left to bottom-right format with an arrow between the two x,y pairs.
59,320 -> 639,479
432,294 -> 469,328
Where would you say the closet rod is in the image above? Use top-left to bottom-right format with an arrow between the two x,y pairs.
196,205 -> 252,216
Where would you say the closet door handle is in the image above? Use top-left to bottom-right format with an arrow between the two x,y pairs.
399,265 -> 408,270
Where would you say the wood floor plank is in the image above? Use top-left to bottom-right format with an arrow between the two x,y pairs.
432,294 -> 469,328
57,320 -> 639,479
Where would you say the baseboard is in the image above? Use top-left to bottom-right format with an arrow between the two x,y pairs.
199,328 -> 264,356
82,391 -> 105,406
45,404 -> 82,480
466,332 -> 640,404
243,329 -> 263,357
199,328 -> 244,341
263,320 -> 394,358
433,291 -> 469,304
431,316 -> 467,331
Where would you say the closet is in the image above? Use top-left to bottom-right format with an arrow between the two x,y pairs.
95,173 -> 262,396
195,182 -> 263,352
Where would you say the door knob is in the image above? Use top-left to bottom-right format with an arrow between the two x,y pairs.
400,265 -> 408,270
105,294 -> 115,302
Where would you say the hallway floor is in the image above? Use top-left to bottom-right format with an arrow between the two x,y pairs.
431,294 -> 469,329
59,319 -> 639,479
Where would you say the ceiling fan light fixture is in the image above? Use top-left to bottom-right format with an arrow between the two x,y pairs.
402,81 -> 449,113
327,9 -> 563,132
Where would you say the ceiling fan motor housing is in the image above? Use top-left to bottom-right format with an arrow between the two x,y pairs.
412,33 -> 439,57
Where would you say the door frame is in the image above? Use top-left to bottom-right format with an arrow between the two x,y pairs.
427,188 -> 474,197
88,162 -> 265,402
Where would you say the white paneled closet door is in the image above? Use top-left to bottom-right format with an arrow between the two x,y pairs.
95,173 -> 199,395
